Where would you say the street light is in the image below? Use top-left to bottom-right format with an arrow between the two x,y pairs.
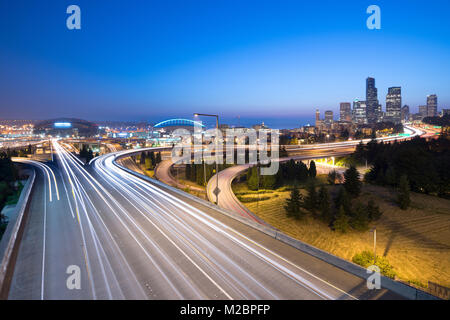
370,227 -> 377,264
194,113 -> 220,205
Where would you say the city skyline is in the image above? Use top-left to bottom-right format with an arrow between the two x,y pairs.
1,1 -> 450,121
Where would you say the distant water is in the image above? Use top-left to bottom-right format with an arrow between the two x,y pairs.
217,116 -> 315,130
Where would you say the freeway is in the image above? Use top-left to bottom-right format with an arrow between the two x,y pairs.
7,141 -> 403,299
206,125 -> 425,221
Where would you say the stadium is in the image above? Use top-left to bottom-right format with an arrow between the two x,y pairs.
33,118 -> 99,137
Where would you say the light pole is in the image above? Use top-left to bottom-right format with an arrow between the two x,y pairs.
194,113 -> 220,205
370,227 -> 377,264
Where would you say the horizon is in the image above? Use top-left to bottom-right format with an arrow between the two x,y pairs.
1,1 -> 449,120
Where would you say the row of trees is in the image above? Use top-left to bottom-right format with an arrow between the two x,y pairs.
139,151 -> 162,170
352,136 -> 449,198
245,160 -> 317,190
79,145 -> 95,163
284,166 -> 382,232
185,162 -> 230,186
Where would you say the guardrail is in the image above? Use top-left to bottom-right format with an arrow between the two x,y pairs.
114,150 -> 438,300
0,169 -> 36,299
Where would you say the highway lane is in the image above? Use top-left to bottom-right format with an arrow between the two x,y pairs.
91,148 -> 402,299
8,141 -> 402,299
8,159 -> 91,299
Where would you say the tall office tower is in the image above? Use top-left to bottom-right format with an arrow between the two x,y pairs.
419,105 -> 428,118
339,102 -> 352,121
385,87 -> 402,124
401,105 -> 410,122
315,109 -> 320,126
366,77 -> 379,123
353,100 -> 367,124
427,94 -> 438,117
324,110 -> 334,123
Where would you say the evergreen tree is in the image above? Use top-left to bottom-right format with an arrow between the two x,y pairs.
149,151 -> 155,165
367,199 -> 382,220
284,186 -> 303,219
309,160 -> 317,178
350,202 -> 369,231
140,152 -> 146,165
297,162 -> 309,182
261,173 -> 276,190
343,165 -> 362,197
318,186 -> 332,223
156,152 -> 162,164
196,163 -> 205,186
247,166 -> 259,190
333,205 -> 350,233
145,156 -> 153,170
334,187 -> 352,216
397,174 -> 411,210
304,179 -> 318,214
385,166 -> 396,186
185,163 -> 192,181
327,170 -> 337,185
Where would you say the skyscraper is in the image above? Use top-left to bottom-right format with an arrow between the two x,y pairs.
339,102 -> 352,122
353,100 -> 367,124
419,105 -> 428,118
427,94 -> 438,117
324,110 -> 334,123
366,77 -> 379,123
385,87 -> 402,124
315,109 -> 320,126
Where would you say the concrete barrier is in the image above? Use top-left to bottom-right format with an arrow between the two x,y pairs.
113,154 -> 438,300
0,169 -> 36,298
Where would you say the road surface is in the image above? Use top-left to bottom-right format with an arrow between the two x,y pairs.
8,141 -> 402,299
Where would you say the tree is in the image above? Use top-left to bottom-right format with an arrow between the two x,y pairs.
350,202 -> 370,231
327,170 -> 338,185
261,173 -> 276,190
140,152 -> 146,165
344,165 -> 362,197
367,199 -> 382,220
155,152 -> 162,164
334,187 -> 352,216
318,186 -> 332,223
247,166 -> 259,190
284,186 -> 303,219
309,160 -> 317,178
397,174 -> 411,210
333,205 -> 350,233
304,179 -> 317,214
145,156 -> 153,170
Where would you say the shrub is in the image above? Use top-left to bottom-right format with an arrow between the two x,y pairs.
352,251 -> 396,279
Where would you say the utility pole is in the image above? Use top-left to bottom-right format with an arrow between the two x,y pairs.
194,113 -> 220,205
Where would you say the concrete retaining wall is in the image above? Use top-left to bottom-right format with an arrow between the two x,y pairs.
0,169 -> 36,298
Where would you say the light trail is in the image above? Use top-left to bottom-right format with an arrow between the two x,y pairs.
91,148 -> 358,300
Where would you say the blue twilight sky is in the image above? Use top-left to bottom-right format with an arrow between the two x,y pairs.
0,0 -> 449,127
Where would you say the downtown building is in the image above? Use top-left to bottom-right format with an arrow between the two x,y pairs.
339,102 -> 352,122
427,94 -> 438,117
352,99 -> 367,124
366,77 -> 380,123
385,87 -> 402,124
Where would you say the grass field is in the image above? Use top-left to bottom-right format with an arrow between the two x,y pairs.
232,178 -> 450,288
